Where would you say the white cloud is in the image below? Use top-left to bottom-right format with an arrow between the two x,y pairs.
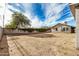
44,3 -> 69,26
0,3 -> 5,27
0,15 -> 3,27
4,5 -> 13,26
61,16 -> 74,22
0,3 -> 5,15
0,3 -> 73,28
31,16 -> 43,28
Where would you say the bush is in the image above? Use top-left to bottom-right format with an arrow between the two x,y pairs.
26,28 -> 34,32
35,28 -> 48,32
17,28 -> 49,32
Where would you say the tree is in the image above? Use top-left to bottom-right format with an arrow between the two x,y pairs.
5,12 -> 31,29
5,22 -> 16,28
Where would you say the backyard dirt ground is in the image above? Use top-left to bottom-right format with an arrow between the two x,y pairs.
0,32 -> 79,56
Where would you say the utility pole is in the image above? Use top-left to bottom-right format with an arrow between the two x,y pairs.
2,3 -> 6,35
0,3 -> 6,41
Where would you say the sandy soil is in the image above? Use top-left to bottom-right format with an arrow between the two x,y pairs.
0,32 -> 79,56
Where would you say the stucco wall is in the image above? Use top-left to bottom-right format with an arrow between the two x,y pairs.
0,27 -> 3,40
51,26 -> 71,33
70,5 -> 75,17
76,9 -> 79,49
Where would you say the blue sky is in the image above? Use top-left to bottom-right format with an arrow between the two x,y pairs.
0,3 -> 76,28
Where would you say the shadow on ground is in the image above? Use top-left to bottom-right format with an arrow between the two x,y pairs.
27,33 -> 56,38
6,33 -> 56,38
0,35 -> 9,56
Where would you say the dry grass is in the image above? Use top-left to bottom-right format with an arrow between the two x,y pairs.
1,32 -> 79,56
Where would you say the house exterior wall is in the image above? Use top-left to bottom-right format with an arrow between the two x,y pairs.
70,5 -> 75,17
51,25 -> 71,33
57,27 -> 62,32
60,26 -> 71,32
65,26 -> 71,32
76,8 -> 79,49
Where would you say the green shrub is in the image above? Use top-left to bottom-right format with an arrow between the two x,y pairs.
35,28 -> 48,32
26,28 -> 34,32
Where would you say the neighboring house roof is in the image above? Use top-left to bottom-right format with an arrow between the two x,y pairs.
51,23 -> 71,29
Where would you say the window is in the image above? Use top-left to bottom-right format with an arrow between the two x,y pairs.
56,28 -> 58,31
63,27 -> 65,31
66,28 -> 68,31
